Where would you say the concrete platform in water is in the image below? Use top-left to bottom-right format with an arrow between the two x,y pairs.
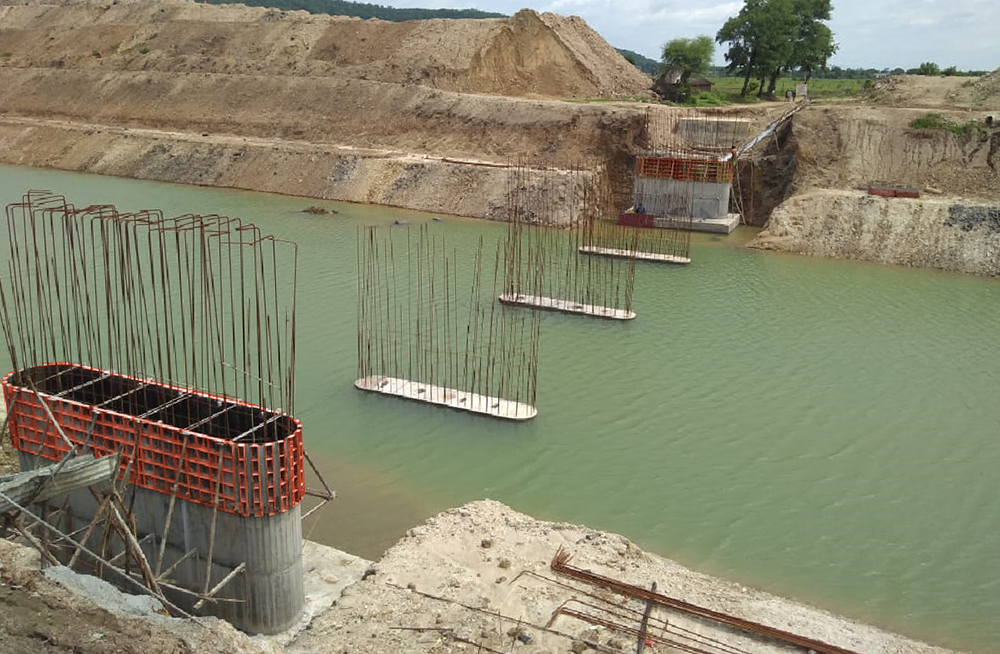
355,375 -> 536,421
498,292 -> 635,320
579,246 -> 691,265
665,213 -> 741,234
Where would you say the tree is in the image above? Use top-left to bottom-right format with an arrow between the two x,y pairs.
715,13 -> 756,96
658,35 -> 715,102
660,36 -> 715,84
717,0 -> 835,97
788,0 -> 837,84
917,61 -> 940,76
716,0 -> 797,97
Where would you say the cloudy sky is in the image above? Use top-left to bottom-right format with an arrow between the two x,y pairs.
379,0 -> 999,71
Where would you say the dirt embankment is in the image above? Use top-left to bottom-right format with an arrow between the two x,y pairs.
0,2 -> 650,162
0,0 -> 651,99
0,0 -> 665,221
750,189 -> 1000,274
861,72 -> 1000,110
0,538 -> 283,654
748,74 -> 1000,273
791,105 -> 998,197
0,500 -> 966,654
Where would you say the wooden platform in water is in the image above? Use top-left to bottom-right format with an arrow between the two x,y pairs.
578,246 -> 691,265
498,293 -> 635,321
355,375 -> 537,421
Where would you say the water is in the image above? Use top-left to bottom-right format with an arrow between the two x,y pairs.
2,165 -> 998,652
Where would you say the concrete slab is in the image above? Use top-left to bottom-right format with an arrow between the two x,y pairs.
355,375 -> 537,420
498,292 -> 635,320
579,246 -> 691,265
258,539 -> 371,648
654,213 -> 741,234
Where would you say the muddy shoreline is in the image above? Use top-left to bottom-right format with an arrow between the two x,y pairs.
0,498 -> 970,654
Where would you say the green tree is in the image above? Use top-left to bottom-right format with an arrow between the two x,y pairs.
716,0 -> 797,97
717,0 -> 835,97
658,35 -> 715,101
787,0 -> 837,84
660,36 -> 715,83
916,61 -> 940,75
715,13 -> 756,96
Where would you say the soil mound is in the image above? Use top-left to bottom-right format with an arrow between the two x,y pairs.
968,67 -> 1000,106
0,0 -> 652,99
864,71 -> 1000,109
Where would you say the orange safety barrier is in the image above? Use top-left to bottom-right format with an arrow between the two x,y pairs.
2,364 -> 304,518
636,157 -> 734,184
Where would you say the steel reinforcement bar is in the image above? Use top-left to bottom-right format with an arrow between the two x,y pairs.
550,547 -> 863,654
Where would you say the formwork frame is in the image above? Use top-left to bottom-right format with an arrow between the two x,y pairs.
0,190 -> 331,633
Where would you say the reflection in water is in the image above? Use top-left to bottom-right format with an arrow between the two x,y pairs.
301,454 -> 436,560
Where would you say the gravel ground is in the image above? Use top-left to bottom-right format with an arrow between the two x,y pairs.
290,499 -> 965,654
0,495 -> 970,654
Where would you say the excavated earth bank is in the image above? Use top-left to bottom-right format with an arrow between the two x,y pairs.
748,79 -> 1000,274
0,0 -> 660,223
0,0 -> 776,225
0,500 -> 969,654
750,189 -> 1000,274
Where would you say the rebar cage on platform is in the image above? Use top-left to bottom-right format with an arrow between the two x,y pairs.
356,224 -> 540,420
0,190 -> 299,415
0,190 -> 314,634
501,160 -> 637,319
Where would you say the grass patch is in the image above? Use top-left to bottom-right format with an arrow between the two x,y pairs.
910,113 -> 981,136
138,46 -> 150,54
1,52 -> 12,59
567,77 -> 871,107
675,77 -> 869,106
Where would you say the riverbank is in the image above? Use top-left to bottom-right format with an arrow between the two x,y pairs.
748,189 -> 1000,275
4,1 -> 998,274
0,498 -> 969,654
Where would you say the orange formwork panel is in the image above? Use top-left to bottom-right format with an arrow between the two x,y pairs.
636,157 -> 734,184
2,363 -> 304,518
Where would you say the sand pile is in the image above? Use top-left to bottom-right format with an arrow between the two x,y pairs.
289,499 -> 961,654
969,66 -> 1000,106
0,0 -> 652,99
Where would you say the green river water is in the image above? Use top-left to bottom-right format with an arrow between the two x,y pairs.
1,165 -> 998,651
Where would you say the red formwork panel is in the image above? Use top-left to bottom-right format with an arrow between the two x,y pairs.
868,185 -> 921,199
2,364 -> 304,518
636,157 -> 734,184
617,213 -> 656,228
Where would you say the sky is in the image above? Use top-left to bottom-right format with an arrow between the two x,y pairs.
377,0 -> 1000,72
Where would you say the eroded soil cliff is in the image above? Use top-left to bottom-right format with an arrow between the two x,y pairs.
747,74 -> 1000,272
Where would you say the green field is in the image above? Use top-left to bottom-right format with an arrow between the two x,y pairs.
689,76 -> 870,106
